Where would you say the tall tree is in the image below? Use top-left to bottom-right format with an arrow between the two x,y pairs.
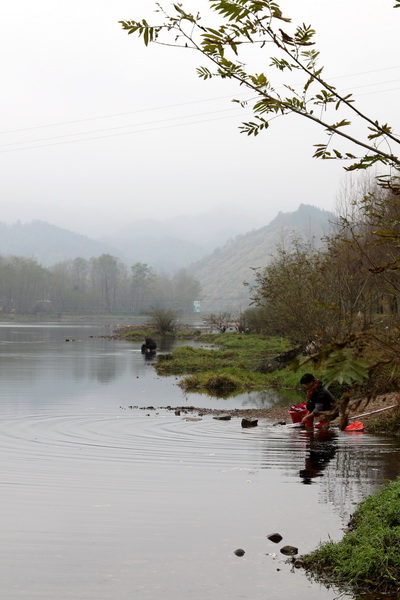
130,262 -> 155,314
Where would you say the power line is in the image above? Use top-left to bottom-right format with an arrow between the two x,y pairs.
1,65 -> 399,137
0,106 -> 245,149
0,93 -> 251,136
1,81 -> 398,153
0,111 -> 256,154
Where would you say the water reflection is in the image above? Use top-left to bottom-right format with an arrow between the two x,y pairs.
241,387 -> 304,408
0,322 -> 296,411
299,430 -> 338,485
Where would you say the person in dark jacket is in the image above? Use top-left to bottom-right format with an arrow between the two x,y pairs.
299,373 -> 337,428
141,337 -> 157,355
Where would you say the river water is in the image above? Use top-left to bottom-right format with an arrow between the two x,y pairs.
0,321 -> 399,600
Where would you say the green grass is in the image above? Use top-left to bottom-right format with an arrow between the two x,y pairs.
155,335 -> 289,374
178,373 -> 244,397
155,334 -> 298,395
302,477 -> 400,597
118,327 -> 202,340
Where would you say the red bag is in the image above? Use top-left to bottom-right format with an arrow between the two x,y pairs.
345,421 -> 364,432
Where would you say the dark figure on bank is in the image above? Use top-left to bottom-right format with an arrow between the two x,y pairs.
141,337 -> 157,355
300,373 -> 338,429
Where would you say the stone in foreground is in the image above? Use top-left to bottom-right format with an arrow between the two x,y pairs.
280,545 -> 298,556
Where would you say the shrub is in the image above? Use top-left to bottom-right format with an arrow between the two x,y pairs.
148,308 -> 177,334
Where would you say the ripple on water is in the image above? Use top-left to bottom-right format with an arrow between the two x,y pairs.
0,411 -> 299,469
1,409 -> 398,475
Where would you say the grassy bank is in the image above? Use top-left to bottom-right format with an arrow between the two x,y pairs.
115,327 -> 300,395
301,477 -> 400,597
155,333 -> 298,395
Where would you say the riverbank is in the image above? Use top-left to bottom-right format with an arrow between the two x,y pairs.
301,476 -> 400,598
113,326 -> 399,432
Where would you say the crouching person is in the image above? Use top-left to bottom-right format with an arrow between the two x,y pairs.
300,373 -> 338,429
141,337 -> 157,355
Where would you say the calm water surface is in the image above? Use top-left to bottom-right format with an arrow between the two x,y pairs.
1,322 -> 399,600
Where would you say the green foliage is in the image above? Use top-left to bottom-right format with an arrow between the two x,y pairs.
241,306 -> 269,333
302,477 -> 400,595
121,0 -> 400,186
294,347 -> 369,387
250,238 -> 360,343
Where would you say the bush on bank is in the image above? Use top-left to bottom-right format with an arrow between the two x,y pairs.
301,477 -> 400,597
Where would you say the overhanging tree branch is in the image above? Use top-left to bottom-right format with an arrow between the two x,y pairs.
120,0 -> 399,182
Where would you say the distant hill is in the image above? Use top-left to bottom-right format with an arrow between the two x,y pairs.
0,221 -> 117,266
188,204 -> 334,312
0,210 -> 261,272
100,208 -> 265,272
100,232 -> 207,273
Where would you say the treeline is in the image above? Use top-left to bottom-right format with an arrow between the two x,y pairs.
0,254 -> 201,315
247,182 -> 400,345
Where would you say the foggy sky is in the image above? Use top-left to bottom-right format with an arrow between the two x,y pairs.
1,0 -> 398,238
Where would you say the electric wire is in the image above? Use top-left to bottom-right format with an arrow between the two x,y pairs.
0,69 -> 398,153
0,106 -> 246,149
1,65 -> 399,137
0,110 -> 256,154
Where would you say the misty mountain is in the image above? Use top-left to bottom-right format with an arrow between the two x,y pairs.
100,208 -> 266,271
0,221 -> 118,266
188,204 -> 335,312
0,206 -> 334,300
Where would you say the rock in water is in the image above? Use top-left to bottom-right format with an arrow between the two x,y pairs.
241,418 -> 258,428
280,545 -> 298,556
234,549 -> 245,557
267,533 -> 283,543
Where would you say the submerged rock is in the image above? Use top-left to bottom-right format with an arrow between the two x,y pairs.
213,414 -> 231,421
241,417 -> 258,428
280,545 -> 298,556
267,533 -> 283,543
